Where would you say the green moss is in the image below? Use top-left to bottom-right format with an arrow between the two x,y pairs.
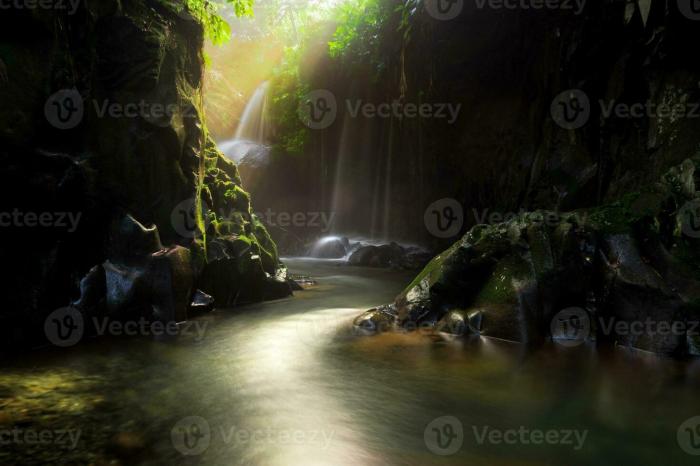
473,254 -> 530,306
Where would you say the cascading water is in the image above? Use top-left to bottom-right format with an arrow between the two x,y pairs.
219,81 -> 271,163
235,81 -> 270,142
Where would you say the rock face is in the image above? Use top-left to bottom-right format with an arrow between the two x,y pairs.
355,159 -> 700,357
0,2 -> 289,349
249,1 -> 700,250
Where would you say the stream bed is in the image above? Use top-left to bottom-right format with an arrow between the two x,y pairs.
2,259 -> 700,465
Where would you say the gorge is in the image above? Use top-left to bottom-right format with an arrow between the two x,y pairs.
2,0 -> 700,464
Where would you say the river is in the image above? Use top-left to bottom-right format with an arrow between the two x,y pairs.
2,259 -> 700,465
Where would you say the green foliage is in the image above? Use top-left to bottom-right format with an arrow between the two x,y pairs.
268,45 -> 310,155
160,0 -> 255,45
328,0 -> 385,63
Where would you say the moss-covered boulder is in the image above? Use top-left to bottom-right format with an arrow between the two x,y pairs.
355,159 -> 700,357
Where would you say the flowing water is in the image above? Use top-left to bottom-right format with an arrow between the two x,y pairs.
3,259 -> 700,465
219,82 -> 270,163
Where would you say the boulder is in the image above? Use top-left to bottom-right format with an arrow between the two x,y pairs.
308,237 -> 348,259
355,159 -> 700,357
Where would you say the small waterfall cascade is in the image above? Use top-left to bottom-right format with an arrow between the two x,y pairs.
235,81 -> 270,142
219,81 -> 270,163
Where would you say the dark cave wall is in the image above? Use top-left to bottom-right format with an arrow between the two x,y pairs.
0,2 -> 284,347
255,0 -> 700,249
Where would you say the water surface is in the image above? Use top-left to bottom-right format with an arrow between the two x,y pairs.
2,259 -> 700,465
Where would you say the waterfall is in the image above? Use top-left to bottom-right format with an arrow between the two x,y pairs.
219,81 -> 270,163
235,81 -> 270,142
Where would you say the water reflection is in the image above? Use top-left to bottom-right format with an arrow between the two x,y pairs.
2,259 -> 700,465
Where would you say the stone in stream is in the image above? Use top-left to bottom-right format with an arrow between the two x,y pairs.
348,242 -> 433,269
190,290 -> 215,313
82,215 -> 194,323
354,159 -> 700,357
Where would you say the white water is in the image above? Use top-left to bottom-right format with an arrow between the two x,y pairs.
219,82 -> 270,163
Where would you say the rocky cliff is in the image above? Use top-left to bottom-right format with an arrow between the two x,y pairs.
0,1 -> 288,350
